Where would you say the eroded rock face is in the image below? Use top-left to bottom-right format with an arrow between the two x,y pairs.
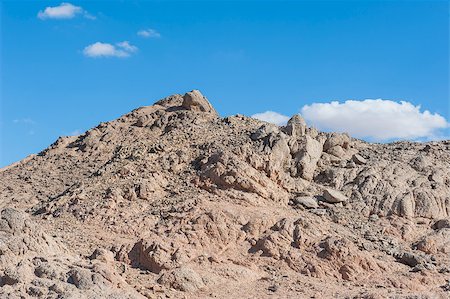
293,135 -> 323,181
182,90 -> 218,115
199,150 -> 290,204
1,90 -> 449,298
284,115 -> 307,138
0,209 -> 142,298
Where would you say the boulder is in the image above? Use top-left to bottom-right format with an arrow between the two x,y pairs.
432,218 -> 450,230
323,133 -> 350,152
352,154 -> 367,165
323,188 -> 348,203
284,115 -> 307,138
251,124 -> 279,141
293,197 -> 319,209
293,136 -> 323,181
181,90 -> 217,115
157,267 -> 205,292
394,252 -> 426,268
327,145 -> 346,158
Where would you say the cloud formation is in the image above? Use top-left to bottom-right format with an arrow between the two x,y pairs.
251,111 -> 290,126
137,28 -> 161,38
38,2 -> 94,20
83,41 -> 138,58
301,99 -> 448,141
116,41 -> 138,53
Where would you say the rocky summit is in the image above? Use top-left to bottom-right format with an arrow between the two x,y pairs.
1,90 -> 449,298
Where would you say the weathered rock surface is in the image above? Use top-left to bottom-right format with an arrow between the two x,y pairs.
292,196 -> 319,209
182,89 -> 218,115
0,209 -> 142,298
323,188 -> 348,203
284,114 -> 307,138
0,90 -> 449,298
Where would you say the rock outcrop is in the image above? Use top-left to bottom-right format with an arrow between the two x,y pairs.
182,89 -> 218,115
0,209 -> 141,298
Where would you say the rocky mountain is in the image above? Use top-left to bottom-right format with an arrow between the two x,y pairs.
1,90 -> 449,298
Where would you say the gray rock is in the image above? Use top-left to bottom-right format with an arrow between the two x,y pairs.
67,268 -> 95,289
293,197 -> 318,209
352,154 -> 367,165
327,145 -> 346,158
294,135 -> 323,181
433,218 -> 450,230
251,124 -> 279,141
284,115 -> 306,138
394,252 -> 426,267
323,133 -> 350,152
323,188 -> 348,203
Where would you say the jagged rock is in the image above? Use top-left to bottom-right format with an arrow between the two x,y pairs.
292,135 -> 322,181
0,209 -> 142,298
323,188 -> 348,203
284,115 -> 307,138
318,237 -> 383,281
181,90 -> 217,115
199,151 -> 290,203
249,218 -> 302,260
129,239 -> 173,273
250,124 -> 279,141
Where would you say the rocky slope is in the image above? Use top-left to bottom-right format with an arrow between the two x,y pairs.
1,90 -> 449,298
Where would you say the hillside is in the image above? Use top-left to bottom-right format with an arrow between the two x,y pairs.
1,90 -> 449,298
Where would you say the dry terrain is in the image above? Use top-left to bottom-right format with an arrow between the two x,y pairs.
1,90 -> 449,298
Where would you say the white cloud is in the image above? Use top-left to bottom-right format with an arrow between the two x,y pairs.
116,41 -> 138,53
37,2 -> 93,20
301,99 -> 448,141
83,41 -> 138,58
83,12 -> 96,20
251,111 -> 290,126
137,28 -> 161,38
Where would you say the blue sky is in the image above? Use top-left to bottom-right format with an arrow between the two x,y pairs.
1,0 -> 449,167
